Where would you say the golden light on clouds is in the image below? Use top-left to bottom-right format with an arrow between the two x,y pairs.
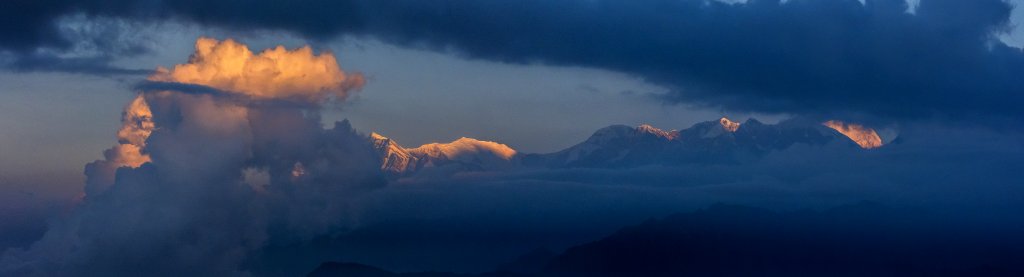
112,95 -> 153,168
105,144 -> 149,169
117,96 -> 154,146
85,95 -> 154,194
149,37 -> 364,102
823,120 -> 883,149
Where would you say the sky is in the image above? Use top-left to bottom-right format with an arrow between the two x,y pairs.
1,0 -> 1024,275
0,16 -> 774,200
0,25 -> 719,175
4,0 -> 1024,199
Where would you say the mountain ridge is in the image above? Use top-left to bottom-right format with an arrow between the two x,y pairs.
372,117 -> 890,176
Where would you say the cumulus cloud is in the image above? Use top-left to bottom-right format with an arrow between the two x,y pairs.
1,38 -> 383,276
83,95 -> 153,195
148,37 -> 365,103
355,0 -> 1022,125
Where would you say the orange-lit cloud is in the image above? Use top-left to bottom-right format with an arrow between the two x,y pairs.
823,120 -> 883,149
83,95 -> 154,195
111,95 -> 155,167
115,95 -> 154,163
89,36 -> 366,196
104,144 -> 149,169
148,37 -> 364,103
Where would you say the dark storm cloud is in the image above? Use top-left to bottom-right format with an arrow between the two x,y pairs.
0,0 -> 75,52
0,1 -> 155,75
133,80 -> 226,96
316,0 -> 1024,124
3,53 -> 150,75
5,0 -> 1023,122
353,0 -> 1024,124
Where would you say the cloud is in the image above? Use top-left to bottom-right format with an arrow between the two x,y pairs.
83,95 -> 153,195
3,2 -> 1024,272
6,1 -> 1024,124
0,1 -> 76,52
1,38 -> 383,276
339,0 -> 1020,125
0,11 -> 155,75
148,37 -> 365,103
0,52 -> 151,75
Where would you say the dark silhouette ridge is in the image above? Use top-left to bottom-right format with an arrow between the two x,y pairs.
543,203 -> 1024,276
310,203 -> 1024,277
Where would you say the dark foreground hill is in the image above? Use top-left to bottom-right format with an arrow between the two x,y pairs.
544,203 -> 1024,276
312,203 -> 1024,277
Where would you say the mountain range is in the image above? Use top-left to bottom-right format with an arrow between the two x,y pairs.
370,117 -> 889,177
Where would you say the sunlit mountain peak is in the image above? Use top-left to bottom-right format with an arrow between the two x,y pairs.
370,132 -> 418,175
636,124 -> 679,140
822,120 -> 883,149
719,117 -> 740,132
407,137 -> 517,161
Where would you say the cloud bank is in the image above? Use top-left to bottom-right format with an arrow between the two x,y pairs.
3,0 -> 1024,126
1,37 -> 381,276
2,1 -> 1024,274
4,0 -> 1024,125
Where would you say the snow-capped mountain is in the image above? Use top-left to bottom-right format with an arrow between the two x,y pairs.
406,137 -> 518,171
371,117 -> 887,175
370,132 -> 418,175
370,133 -> 518,177
520,123 -> 684,168
522,117 -> 880,168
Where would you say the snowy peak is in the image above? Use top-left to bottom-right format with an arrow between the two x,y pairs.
720,117 -> 740,132
584,125 -> 634,144
370,132 -> 392,148
369,117 -> 888,175
525,123 -> 683,167
370,134 -> 520,176
821,120 -> 883,149
586,124 -> 678,144
684,117 -> 737,139
407,137 -> 517,161
525,116 -> 886,168
636,124 -> 679,140
370,132 -> 418,175
402,137 -> 518,172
